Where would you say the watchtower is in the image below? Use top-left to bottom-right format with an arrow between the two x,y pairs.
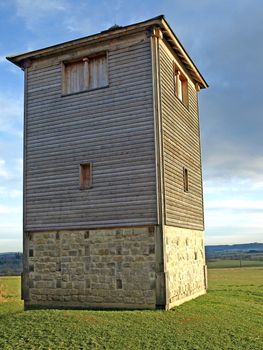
8,15 -> 208,310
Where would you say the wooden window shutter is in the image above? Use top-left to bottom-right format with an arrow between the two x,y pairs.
63,53 -> 108,94
80,163 -> 92,189
64,61 -> 85,94
89,55 -> 108,89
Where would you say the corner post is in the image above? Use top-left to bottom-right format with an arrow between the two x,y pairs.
21,59 -> 31,307
150,27 -> 168,309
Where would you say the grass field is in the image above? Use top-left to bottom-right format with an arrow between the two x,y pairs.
0,268 -> 262,350
207,259 -> 263,269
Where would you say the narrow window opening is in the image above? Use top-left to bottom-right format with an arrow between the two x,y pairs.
181,75 -> 189,106
173,63 -> 189,106
116,279 -> 122,289
183,167 -> 189,192
80,163 -> 92,190
56,262 -> 61,271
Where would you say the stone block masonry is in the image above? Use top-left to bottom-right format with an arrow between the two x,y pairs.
25,227 -> 157,309
24,225 -> 206,310
164,226 -> 207,309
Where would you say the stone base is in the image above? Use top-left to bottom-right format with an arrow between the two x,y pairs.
25,227 -> 157,309
164,226 -> 207,309
23,225 -> 207,310
165,289 -> 206,310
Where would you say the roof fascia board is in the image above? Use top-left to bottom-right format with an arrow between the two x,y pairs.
6,16 -> 164,67
6,14 -> 208,88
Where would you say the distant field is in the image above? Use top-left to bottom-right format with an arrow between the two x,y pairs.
0,268 -> 262,349
207,259 -> 263,268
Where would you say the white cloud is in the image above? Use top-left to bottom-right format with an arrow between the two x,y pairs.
16,158 -> 23,175
0,219 -> 22,252
250,181 -> 263,190
205,232 -> 263,246
205,209 -> 263,229
0,92 -> 23,134
204,178 -> 249,194
0,223 -> 21,232
0,160 -> 11,179
45,1 -> 124,35
0,159 -> 22,181
207,199 -> 263,210
16,0 -> 67,16
0,187 -> 22,199
0,239 -> 22,253
0,205 -> 21,215
203,141 -> 263,182
63,8 -> 111,34
203,174 -> 263,244
15,0 -> 68,29
204,177 -> 263,199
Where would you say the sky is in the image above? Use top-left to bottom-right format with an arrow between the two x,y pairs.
0,0 -> 263,252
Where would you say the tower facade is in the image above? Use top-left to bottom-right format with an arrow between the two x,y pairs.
8,15 -> 208,310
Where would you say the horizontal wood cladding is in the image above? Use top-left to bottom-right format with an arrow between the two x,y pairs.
159,40 -> 204,230
25,35 -> 157,230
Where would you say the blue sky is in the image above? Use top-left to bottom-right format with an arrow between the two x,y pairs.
0,0 -> 263,252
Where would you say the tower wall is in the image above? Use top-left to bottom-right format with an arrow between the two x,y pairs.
24,227 -> 157,309
159,39 -> 204,230
156,33 -> 207,309
24,32 -> 157,232
164,226 -> 206,309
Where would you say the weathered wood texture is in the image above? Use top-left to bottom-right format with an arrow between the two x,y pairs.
63,54 -> 108,94
159,40 -> 204,230
25,33 -> 157,230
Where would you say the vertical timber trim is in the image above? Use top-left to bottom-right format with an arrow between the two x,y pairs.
196,92 -> 205,231
151,27 -> 167,308
151,28 -> 163,227
61,61 -> 66,95
22,61 -> 30,303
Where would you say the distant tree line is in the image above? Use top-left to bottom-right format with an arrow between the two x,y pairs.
0,253 -> 23,276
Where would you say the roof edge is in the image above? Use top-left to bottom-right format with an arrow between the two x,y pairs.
6,15 -> 165,67
6,14 -> 208,88
160,18 -> 208,89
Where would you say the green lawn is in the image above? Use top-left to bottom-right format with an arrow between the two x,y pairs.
0,268 -> 262,349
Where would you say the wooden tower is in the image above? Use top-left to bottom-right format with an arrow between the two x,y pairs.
7,15 -> 208,310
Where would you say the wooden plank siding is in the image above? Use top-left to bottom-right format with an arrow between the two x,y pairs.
159,39 -> 204,230
25,33 -> 157,230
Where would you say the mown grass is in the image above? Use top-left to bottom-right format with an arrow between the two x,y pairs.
0,268 -> 262,350
207,259 -> 263,269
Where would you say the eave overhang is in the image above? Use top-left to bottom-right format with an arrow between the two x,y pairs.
159,18 -> 208,89
6,15 -> 208,89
